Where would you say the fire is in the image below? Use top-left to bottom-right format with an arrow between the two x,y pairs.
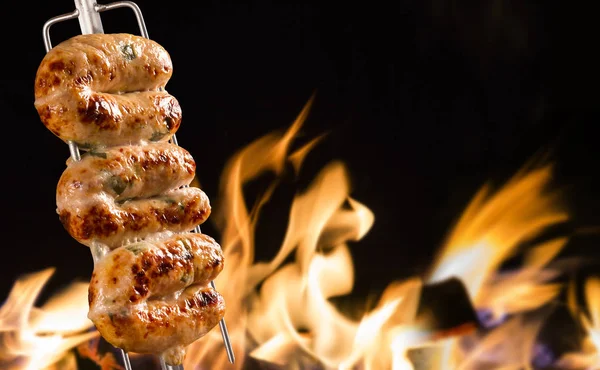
0,268 -> 97,369
184,96 -> 427,369
184,96 -> 573,370
581,278 -> 600,363
2,96 -> 597,369
555,277 -> 600,369
417,164 -> 571,369
427,164 -> 568,302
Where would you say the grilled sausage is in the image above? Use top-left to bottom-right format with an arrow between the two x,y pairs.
35,33 -> 226,362
34,33 -> 181,149
56,143 -> 208,249
88,233 -> 226,365
57,142 -> 196,203
58,186 -> 211,250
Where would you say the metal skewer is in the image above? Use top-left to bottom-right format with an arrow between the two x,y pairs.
41,0 -> 236,368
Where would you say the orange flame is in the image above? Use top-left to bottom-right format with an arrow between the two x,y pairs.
427,164 -> 568,301
0,268 -> 97,369
420,162 -> 570,370
182,96 -> 438,369
555,277 -> 600,369
183,95 -> 572,369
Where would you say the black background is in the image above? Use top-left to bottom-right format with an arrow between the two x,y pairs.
1,0 -> 598,304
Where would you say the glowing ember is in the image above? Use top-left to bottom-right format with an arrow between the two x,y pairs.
3,97 -> 598,369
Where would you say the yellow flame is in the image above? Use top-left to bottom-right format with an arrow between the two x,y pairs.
427,165 -> 568,303
585,278 -> 600,352
556,276 -> 600,369
184,96 -> 427,369
0,268 -> 97,369
475,237 -> 567,321
183,95 -> 321,368
184,97 -> 573,370
420,162 -> 572,370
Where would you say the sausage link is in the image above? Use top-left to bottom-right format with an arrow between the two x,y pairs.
88,233 -> 225,364
34,33 -> 181,148
56,142 -> 196,203
58,187 -> 211,249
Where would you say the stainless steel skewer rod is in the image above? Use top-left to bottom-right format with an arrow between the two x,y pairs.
75,0 -> 104,33
41,0 -> 236,367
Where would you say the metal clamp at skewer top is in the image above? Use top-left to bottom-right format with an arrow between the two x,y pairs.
40,0 -> 236,368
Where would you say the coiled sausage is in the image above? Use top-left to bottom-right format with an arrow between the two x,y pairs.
56,144 -> 210,249
35,32 -> 225,364
88,232 -> 225,365
34,33 -> 181,149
